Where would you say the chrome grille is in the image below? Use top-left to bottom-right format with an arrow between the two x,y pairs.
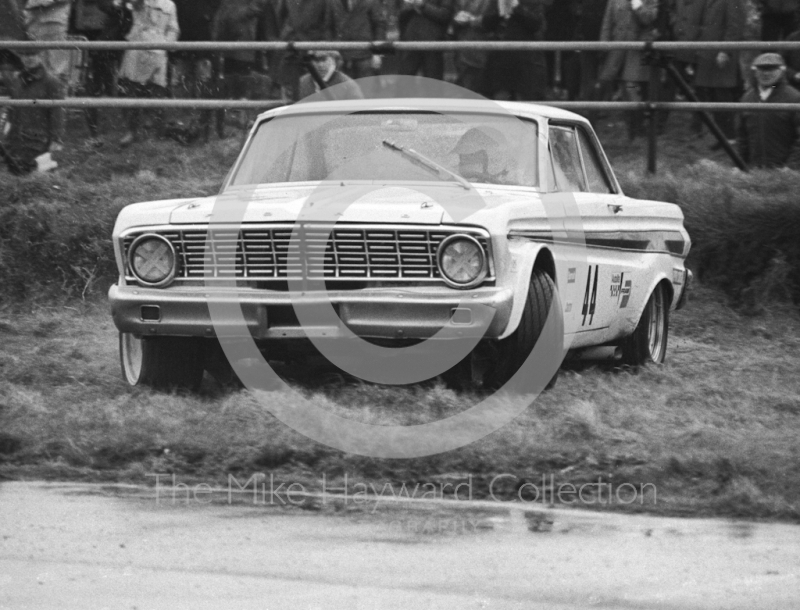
122,224 -> 493,284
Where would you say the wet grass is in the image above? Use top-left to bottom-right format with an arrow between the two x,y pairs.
1,284 -> 799,521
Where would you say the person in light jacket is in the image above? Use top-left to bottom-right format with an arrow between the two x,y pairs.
23,0 -> 72,87
117,0 -> 180,145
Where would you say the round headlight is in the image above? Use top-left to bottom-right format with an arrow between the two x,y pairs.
128,234 -> 177,287
437,234 -> 488,289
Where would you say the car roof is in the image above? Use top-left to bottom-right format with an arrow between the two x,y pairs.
256,98 -> 590,125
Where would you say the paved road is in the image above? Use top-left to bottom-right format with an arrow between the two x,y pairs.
1,481 -> 799,609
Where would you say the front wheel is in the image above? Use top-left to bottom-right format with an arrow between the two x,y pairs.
620,283 -> 669,366
119,333 -> 205,391
488,269 -> 563,391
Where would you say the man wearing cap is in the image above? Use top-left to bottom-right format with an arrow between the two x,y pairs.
297,50 -> 364,100
738,52 -> 800,168
0,49 -> 64,175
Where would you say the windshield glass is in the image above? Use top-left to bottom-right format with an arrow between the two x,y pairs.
228,111 -> 540,188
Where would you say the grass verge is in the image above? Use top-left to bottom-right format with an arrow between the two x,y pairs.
1,284 -> 799,521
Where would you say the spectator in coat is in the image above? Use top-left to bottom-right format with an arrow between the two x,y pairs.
72,0 -> 133,141
761,0 -> 798,40
739,0 -> 762,92
274,0 -> 338,101
783,24 -> 800,87
173,0 -> 222,140
451,0 -> 493,94
117,0 -> 180,146
397,0 -> 455,80
212,0 -> 271,134
0,49 -> 64,175
297,49 -> 365,99
599,0 -> 659,139
481,0 -> 550,101
23,0 -> 72,88
574,0 -> 608,102
693,0 -> 745,143
332,0 -> 387,81
738,53 -> 800,167
545,0 -> 579,99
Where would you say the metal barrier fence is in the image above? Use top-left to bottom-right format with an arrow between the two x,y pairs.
3,39 -> 800,173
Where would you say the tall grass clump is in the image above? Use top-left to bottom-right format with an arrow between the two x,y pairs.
0,138 -> 239,303
619,162 -> 800,310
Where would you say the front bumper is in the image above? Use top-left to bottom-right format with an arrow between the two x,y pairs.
109,284 -> 515,341
675,269 -> 693,310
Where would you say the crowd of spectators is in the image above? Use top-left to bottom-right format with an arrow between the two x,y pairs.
2,0 -> 800,172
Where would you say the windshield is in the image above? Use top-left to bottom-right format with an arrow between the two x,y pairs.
228,111 -> 540,189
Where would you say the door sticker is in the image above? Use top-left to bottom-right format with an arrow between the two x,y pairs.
611,272 -> 632,308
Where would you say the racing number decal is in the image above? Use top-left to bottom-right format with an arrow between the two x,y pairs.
581,265 -> 599,327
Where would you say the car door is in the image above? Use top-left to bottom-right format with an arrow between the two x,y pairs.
547,122 -> 624,341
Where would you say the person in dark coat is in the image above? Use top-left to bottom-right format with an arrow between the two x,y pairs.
297,50 -> 365,99
781,25 -> 800,85
273,0 -> 338,100
599,0 -> 659,139
72,0 -> 133,140
738,52 -> 800,167
397,0 -> 455,80
761,0 -> 798,40
0,50 -> 64,175
332,0 -> 387,81
451,0 -> 493,94
480,0 -> 550,100
574,0 -> 608,102
173,0 -> 222,140
692,0 -> 745,142
212,0 -> 270,97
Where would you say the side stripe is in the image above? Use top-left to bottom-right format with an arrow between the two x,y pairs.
508,230 -> 687,257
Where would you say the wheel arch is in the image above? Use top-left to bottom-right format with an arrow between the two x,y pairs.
497,241 -> 556,340
625,274 -> 675,337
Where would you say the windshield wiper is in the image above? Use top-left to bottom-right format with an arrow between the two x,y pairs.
382,139 -> 471,191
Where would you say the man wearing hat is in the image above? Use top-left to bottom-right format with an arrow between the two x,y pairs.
738,52 -> 800,168
297,50 -> 364,101
0,48 -> 64,175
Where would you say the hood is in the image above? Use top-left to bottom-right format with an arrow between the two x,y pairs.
168,183 -> 535,226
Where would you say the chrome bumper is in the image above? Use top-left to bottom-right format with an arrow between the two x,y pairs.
108,284 -> 515,341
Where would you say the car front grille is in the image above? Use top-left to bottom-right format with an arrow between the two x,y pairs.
122,224 -> 493,285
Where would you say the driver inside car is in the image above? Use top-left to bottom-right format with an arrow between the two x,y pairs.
451,126 -> 509,184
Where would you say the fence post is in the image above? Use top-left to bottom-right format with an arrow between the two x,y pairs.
646,44 -> 659,174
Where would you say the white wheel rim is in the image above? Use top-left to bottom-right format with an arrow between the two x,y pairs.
647,287 -> 666,362
121,333 -> 143,385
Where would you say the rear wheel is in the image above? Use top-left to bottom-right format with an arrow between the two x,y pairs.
620,283 -> 669,366
119,333 -> 205,391
488,269 -> 563,391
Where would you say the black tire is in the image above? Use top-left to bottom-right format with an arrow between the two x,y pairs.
489,269 -> 563,391
119,333 -> 205,391
620,282 -> 669,366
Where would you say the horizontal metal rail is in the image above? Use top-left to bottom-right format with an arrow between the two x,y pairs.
1,98 -> 798,112
3,40 -> 800,52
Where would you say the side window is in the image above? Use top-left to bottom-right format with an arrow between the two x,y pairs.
549,126 -> 586,193
577,128 -> 613,194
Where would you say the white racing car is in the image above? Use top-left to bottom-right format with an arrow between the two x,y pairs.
109,99 -> 691,391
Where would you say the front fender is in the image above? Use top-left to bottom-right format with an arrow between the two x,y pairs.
496,239 -> 550,340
